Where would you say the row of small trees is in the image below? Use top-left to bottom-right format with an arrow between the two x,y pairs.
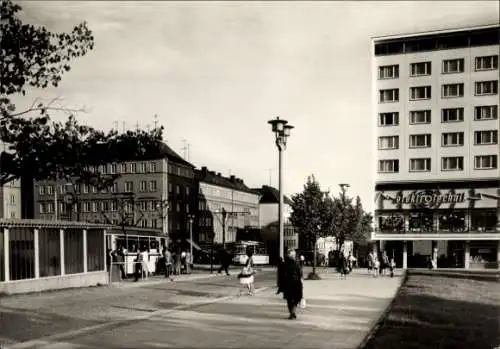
289,175 -> 373,278
1,0 -> 162,196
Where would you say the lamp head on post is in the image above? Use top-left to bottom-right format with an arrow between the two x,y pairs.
268,117 -> 294,150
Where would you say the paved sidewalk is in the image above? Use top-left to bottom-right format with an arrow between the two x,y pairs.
3,269 -> 403,349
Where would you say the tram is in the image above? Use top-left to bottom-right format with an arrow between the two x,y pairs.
230,240 -> 269,265
106,227 -> 165,275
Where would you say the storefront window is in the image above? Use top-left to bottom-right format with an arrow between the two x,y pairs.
378,214 -> 404,232
408,212 -> 433,232
439,212 -> 466,232
470,245 -> 497,264
471,211 -> 498,232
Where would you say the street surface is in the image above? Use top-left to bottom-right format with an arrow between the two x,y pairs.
0,268 -> 402,349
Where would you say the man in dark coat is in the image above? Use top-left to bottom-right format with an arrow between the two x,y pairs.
277,249 -> 303,320
217,247 -> 231,275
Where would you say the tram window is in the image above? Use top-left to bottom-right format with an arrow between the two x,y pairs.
236,246 -> 246,255
138,237 -> 150,251
150,240 -> 158,250
115,238 -> 126,250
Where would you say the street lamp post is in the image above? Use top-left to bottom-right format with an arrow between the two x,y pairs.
268,116 -> 294,260
338,183 -> 350,253
187,214 -> 195,271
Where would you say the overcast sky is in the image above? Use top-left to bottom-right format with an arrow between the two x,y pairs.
14,1 -> 499,212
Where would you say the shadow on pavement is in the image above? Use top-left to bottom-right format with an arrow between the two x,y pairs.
363,293 -> 500,349
0,307 -> 102,343
409,269 -> 500,283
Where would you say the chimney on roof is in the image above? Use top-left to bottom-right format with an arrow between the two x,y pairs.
230,175 -> 236,182
217,172 -> 221,177
201,166 -> 208,175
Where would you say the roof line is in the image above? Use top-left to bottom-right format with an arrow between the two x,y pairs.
371,23 -> 499,41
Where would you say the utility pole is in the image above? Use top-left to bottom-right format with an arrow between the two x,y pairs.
215,207 -> 250,249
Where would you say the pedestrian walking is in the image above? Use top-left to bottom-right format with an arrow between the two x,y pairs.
163,246 -> 174,281
117,246 -> 127,279
218,247 -> 231,276
134,248 -> 143,282
237,247 -> 255,296
277,249 -> 303,320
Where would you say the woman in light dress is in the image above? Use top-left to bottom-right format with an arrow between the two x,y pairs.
238,247 -> 255,296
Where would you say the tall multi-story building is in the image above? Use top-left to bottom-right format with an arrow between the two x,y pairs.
195,167 -> 260,245
33,142 -> 196,243
371,24 -> 500,269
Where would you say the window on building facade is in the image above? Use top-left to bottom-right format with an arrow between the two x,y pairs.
125,181 -> 134,192
409,134 -> 431,148
38,202 -> 45,213
91,185 -> 98,193
474,130 -> 498,145
110,164 -> 117,174
410,62 -> 431,76
378,112 -> 399,126
121,163 -> 127,173
379,89 -> 399,103
409,86 -> 431,100
409,158 -> 431,172
475,105 -> 498,121
186,187 -> 190,196
47,185 -> 53,195
38,185 -> 45,195
442,83 -> 464,98
110,200 -> 117,212
378,136 -> 399,150
442,132 -> 464,147
441,156 -> 464,171
139,201 -> 148,211
442,108 -> 464,122
64,229 -> 84,275
409,110 -> 431,124
101,201 -> 109,211
471,210 -> 498,231
149,180 -> 157,192
474,155 -> 497,169
99,165 -> 106,174
378,65 -> 399,79
150,162 -> 156,172
176,203 -> 180,212
140,180 -> 147,192
186,203 -> 190,213
475,81 -> 498,96
378,159 -> 399,173
83,184 -> 89,194
442,58 -> 464,74
130,163 -> 137,173
139,163 -> 146,173
111,182 -> 118,193
9,228 -> 35,281
475,55 -> 499,71
91,201 -> 98,212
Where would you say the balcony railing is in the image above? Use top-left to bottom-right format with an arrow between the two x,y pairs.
375,225 -> 499,234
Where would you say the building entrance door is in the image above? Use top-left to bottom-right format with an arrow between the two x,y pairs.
447,241 -> 465,268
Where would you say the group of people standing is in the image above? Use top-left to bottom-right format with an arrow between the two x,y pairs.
367,250 -> 395,277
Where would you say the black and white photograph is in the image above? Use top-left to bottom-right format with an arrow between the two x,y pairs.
0,1 -> 499,348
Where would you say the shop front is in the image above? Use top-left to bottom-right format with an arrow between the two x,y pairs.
372,183 -> 500,269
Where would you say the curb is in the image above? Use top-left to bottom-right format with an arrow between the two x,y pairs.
355,270 -> 409,349
110,273 -> 218,289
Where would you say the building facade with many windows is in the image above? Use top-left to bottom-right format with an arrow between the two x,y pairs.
195,167 -> 259,245
33,142 -> 196,244
372,25 -> 500,269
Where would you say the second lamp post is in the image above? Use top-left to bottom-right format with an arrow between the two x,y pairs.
268,116 -> 294,260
